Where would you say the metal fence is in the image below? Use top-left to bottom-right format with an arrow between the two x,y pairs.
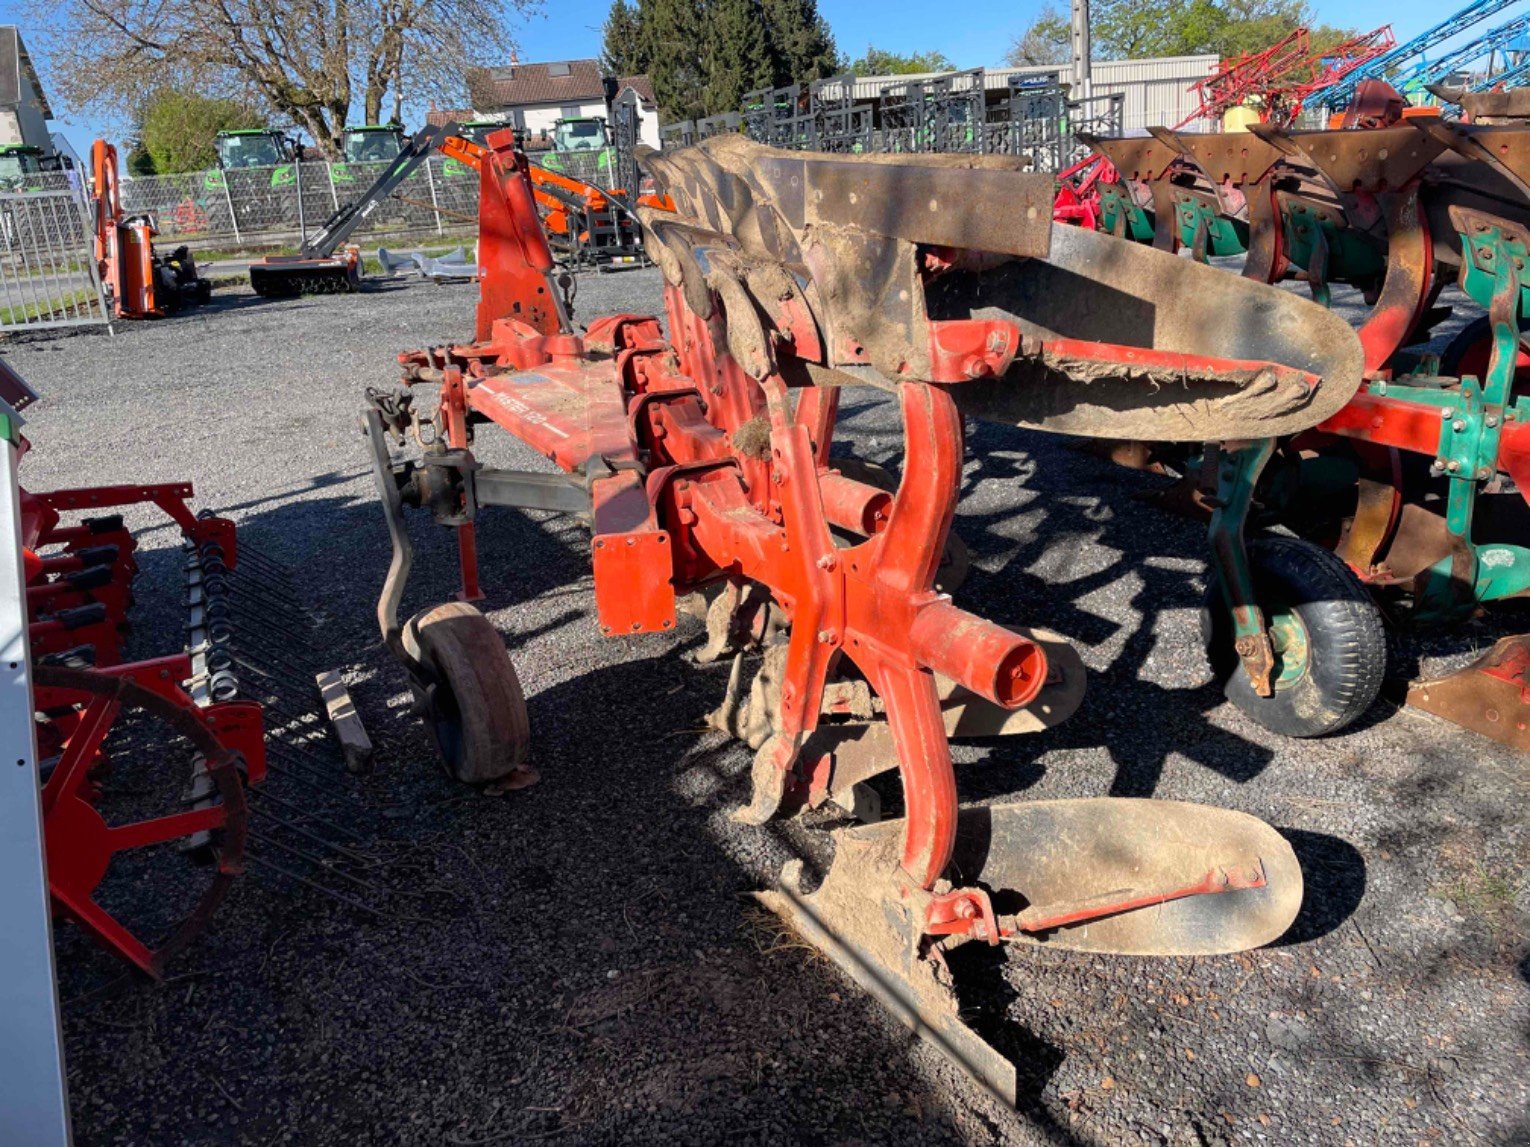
87,153 -> 624,252
108,156 -> 487,250
0,189 -> 110,333
661,71 -> 1125,173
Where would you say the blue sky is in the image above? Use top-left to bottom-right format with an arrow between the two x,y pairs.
0,0 -> 1506,157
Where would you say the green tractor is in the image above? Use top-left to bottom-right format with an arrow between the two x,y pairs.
538,116 -> 616,182
443,119 -> 514,178
0,144 -> 45,191
332,123 -> 407,183
206,129 -> 298,192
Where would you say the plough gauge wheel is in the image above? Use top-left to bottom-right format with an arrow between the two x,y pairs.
35,665 -> 248,978
1202,536 -> 1385,737
405,602 -> 535,789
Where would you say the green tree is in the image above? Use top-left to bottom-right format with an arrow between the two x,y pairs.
137,90 -> 262,174
1006,5 -> 1071,67
125,144 -> 156,176
845,46 -> 958,76
704,0 -> 777,113
29,0 -> 540,154
760,0 -> 839,86
1009,0 -> 1351,63
637,0 -> 707,121
602,0 -> 648,77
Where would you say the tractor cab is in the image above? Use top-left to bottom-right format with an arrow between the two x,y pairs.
215,129 -> 293,170
0,144 -> 44,187
457,119 -> 514,148
553,116 -> 611,153
343,124 -> 406,164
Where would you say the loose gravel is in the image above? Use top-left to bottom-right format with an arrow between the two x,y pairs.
12,268 -> 1527,1146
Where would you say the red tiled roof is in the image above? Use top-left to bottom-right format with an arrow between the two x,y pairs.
467,59 -> 606,108
618,75 -> 656,104
426,108 -> 473,127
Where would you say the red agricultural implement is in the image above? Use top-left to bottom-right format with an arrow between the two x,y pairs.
1055,28 -> 1397,236
6,359 -> 264,976
1064,110 -> 1530,750
91,140 -> 211,320
361,133 -> 1377,1097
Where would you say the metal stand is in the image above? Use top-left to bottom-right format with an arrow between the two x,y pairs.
0,396 -> 72,1146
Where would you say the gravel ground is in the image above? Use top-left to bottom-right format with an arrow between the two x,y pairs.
12,268 -> 1528,1146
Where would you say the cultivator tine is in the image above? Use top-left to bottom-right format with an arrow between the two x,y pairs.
1406,635 -> 1530,752
243,854 -> 386,919
179,523 -> 405,919
248,786 -> 366,841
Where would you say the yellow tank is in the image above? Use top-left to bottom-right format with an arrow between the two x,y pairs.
1222,105 -> 1263,133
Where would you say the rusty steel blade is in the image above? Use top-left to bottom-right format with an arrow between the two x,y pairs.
1406,635 -> 1530,753
943,225 -> 1366,441
755,799 -> 1303,1105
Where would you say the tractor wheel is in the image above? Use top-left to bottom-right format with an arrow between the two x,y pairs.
830,456 -> 970,595
1200,536 -> 1385,738
405,602 -> 535,789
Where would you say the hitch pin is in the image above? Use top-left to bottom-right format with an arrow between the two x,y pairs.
1003,859 -> 1267,936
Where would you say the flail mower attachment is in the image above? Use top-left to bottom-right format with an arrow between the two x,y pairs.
363,134 -> 1333,1100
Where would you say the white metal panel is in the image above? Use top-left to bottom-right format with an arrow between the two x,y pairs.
0,398 -> 72,1147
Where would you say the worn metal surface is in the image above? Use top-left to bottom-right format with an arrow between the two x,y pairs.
941,224 -> 1365,439
757,798 -> 1303,1103
1406,634 -> 1530,752
644,136 -> 1365,442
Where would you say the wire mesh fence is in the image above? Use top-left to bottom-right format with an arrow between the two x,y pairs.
97,153 -> 622,252
660,78 -> 1124,174
0,189 -> 111,333
96,157 -> 481,251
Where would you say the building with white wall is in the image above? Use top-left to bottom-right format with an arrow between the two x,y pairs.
845,56 -> 1220,135
452,59 -> 661,150
0,27 -> 55,153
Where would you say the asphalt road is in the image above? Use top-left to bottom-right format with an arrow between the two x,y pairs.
11,267 -> 1527,1145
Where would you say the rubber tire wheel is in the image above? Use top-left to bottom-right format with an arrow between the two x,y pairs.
830,456 -> 970,595
405,602 -> 531,785
1200,536 -> 1385,738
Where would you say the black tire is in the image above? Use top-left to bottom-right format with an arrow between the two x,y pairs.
405,602 -> 532,785
830,456 -> 970,595
1200,536 -> 1384,738
1439,313 -> 1530,395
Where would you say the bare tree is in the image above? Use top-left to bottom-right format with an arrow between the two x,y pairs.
1007,4 -> 1072,67
26,0 -> 539,154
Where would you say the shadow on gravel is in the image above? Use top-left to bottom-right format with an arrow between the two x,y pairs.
60,389 -> 1373,1142
1274,830 -> 1367,945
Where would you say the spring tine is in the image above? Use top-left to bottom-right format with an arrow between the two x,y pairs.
247,787 -> 366,841
270,749 -> 350,789
246,820 -> 373,873
267,735 -> 342,770
243,853 -> 385,919
224,604 -> 319,647
263,761 -> 361,802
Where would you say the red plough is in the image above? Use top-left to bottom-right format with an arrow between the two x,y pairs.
362,135 -> 1370,1098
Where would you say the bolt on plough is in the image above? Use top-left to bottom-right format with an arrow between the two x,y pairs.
361,134 -> 1373,1099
